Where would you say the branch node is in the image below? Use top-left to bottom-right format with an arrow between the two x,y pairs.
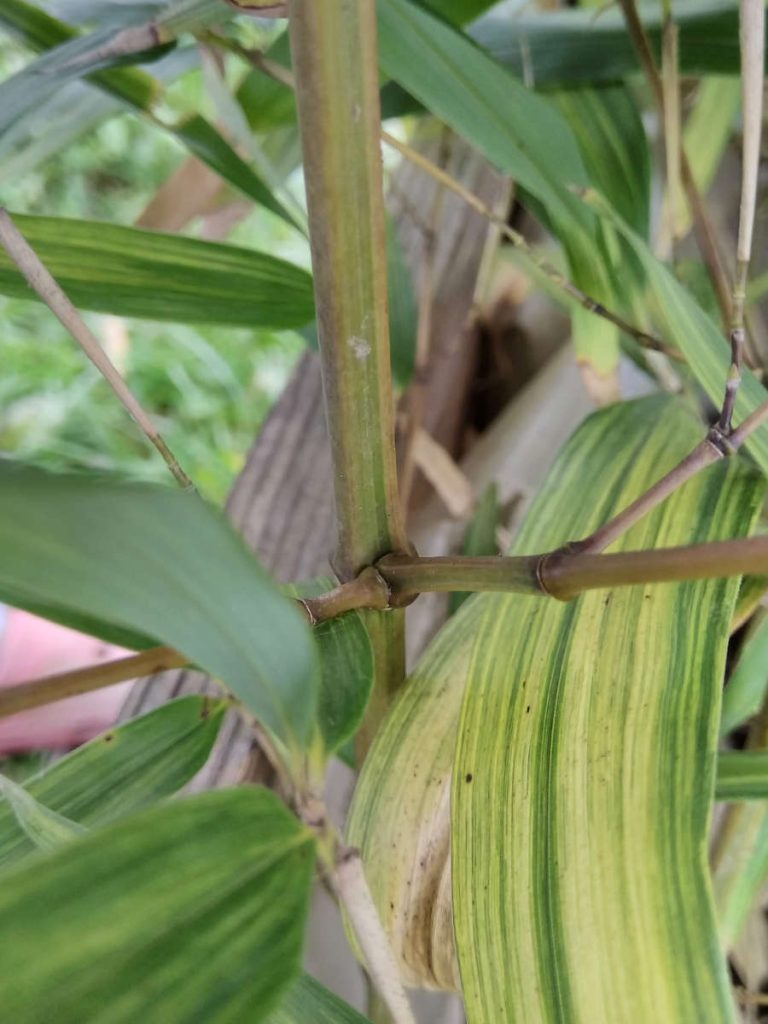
706,424 -> 737,457
536,550 -> 574,602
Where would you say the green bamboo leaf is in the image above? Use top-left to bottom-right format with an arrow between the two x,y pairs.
713,768 -> 768,947
0,2 -> 297,228
0,22 -> 170,138
452,396 -> 763,1023
721,610 -> 768,736
733,573 -> 768,632
714,812 -> 768,948
173,114 -> 300,229
0,775 -> 85,853
716,752 -> 768,800
284,579 -> 374,756
0,696 -> 227,868
0,0 -> 160,108
670,76 -> 741,240
386,216 -> 418,386
471,0 -> 755,86
422,0 -> 496,27
0,81 -> 123,182
554,85 -> 650,240
587,194 -> 768,474
0,463 -> 319,757
0,787 -> 315,1023
378,0 -> 619,376
266,973 -> 371,1024
0,588 -> 154,651
377,0 -> 593,240
553,84 -> 650,376
236,31 -> 296,133
0,213 -> 315,329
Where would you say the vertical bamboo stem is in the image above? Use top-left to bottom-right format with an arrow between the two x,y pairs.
619,0 -> 734,329
660,10 -> 683,248
289,1 -> 409,755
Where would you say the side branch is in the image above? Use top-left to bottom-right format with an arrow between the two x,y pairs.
5,528 -> 768,721
380,131 -> 681,362
0,646 -> 186,721
378,537 -> 768,603
718,0 -> 765,432
619,0 -> 733,328
0,210 -> 194,491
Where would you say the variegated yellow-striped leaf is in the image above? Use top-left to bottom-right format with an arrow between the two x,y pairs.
452,396 -> 763,1022
348,395 -> 763,1018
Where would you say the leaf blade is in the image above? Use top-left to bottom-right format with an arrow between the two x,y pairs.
0,463 -> 319,755
284,579 -> 374,757
0,787 -> 315,1023
266,973 -> 371,1024
0,213 -> 315,329
716,752 -> 768,800
0,696 -> 227,868
471,0 -> 754,86
0,775 -> 85,852
452,397 -> 763,1022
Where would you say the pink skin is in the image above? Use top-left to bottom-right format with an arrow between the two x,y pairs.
0,609 -> 131,755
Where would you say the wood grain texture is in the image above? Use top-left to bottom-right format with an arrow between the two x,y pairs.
118,352 -> 334,790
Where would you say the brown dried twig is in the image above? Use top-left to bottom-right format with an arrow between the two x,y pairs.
0,210 -> 194,490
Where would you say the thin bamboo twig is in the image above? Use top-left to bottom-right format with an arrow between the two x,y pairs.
541,537 -> 768,600
564,387 -> 768,556
660,8 -> 683,250
736,988 -> 768,1007
9,516 -> 768,721
718,0 -> 765,433
0,647 -> 186,721
332,845 -> 417,1024
204,32 -> 294,88
563,436 -> 725,556
206,35 -> 679,364
619,0 -> 734,329
381,131 -> 683,362
0,210 -> 194,491
729,402 -> 768,449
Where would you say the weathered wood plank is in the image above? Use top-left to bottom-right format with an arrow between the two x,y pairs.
118,351 -> 334,789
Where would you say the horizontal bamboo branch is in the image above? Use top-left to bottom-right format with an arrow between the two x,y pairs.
0,646 -> 186,721
4,528 -> 768,720
0,576 -> 393,721
379,536 -> 768,602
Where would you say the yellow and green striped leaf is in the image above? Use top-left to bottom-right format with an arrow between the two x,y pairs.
452,396 -> 763,1022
